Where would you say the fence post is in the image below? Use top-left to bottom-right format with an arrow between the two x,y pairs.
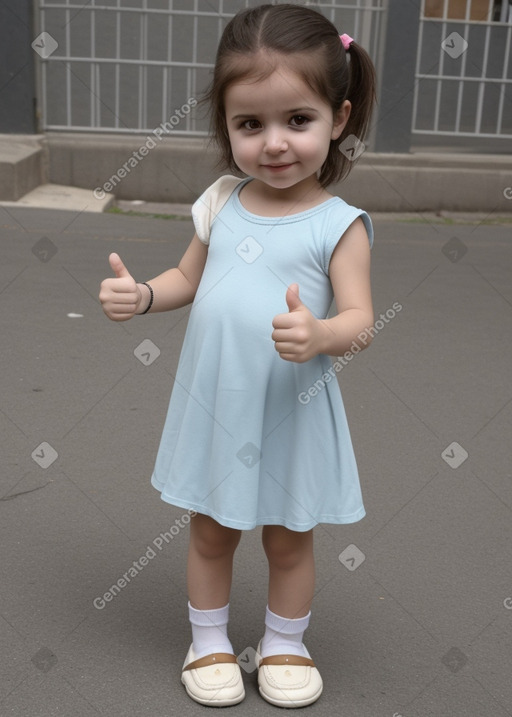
0,1 -> 37,133
373,0 -> 421,152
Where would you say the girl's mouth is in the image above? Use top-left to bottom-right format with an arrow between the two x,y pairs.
263,163 -> 295,172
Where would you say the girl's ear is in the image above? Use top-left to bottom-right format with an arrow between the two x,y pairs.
331,100 -> 351,140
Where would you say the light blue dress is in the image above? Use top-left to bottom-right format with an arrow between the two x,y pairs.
151,177 -> 373,531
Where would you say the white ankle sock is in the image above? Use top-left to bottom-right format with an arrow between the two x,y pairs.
260,605 -> 311,658
188,602 -> 234,660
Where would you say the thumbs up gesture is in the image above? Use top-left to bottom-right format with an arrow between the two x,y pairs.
99,252 -> 142,321
272,284 -> 327,362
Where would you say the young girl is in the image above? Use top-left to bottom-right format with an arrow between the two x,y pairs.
99,3 -> 376,709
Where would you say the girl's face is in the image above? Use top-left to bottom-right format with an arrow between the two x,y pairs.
225,63 -> 350,194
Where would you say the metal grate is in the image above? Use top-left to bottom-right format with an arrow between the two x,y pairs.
412,0 -> 512,139
36,0 -> 385,134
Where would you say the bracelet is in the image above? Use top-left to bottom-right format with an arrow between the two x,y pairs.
139,282 -> 154,314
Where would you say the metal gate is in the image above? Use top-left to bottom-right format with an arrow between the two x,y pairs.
36,0 -> 385,135
412,0 -> 512,142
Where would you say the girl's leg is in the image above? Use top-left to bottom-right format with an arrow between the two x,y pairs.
182,514 -> 246,706
186,512 -> 241,660
262,525 -> 315,617
260,525 -> 315,658
258,527 -> 323,707
187,512 -> 241,609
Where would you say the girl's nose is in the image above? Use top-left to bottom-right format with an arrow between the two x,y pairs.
264,128 -> 288,154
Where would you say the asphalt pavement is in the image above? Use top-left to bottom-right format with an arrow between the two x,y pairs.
1,203 -> 511,716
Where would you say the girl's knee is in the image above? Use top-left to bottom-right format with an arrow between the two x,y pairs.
190,513 -> 241,559
262,526 -> 313,570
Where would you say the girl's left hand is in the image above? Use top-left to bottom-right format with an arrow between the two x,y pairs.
272,284 -> 328,363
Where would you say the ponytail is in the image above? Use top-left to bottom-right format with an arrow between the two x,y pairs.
327,41 -> 377,185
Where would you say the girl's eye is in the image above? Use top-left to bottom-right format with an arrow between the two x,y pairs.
243,119 -> 261,130
290,115 -> 309,127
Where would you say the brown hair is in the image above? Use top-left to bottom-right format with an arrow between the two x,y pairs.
203,3 -> 376,187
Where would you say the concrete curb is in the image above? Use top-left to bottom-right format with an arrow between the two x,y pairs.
1,132 -> 512,212
0,183 -> 114,213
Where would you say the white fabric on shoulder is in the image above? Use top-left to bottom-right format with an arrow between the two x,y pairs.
191,175 -> 245,245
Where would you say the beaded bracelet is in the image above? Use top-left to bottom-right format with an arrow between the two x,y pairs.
139,281 -> 154,314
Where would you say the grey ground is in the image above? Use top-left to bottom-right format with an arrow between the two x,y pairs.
1,204 -> 511,716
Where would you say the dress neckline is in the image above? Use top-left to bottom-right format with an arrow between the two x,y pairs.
233,178 -> 340,223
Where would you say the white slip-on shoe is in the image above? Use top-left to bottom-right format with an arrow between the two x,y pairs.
181,644 -> 245,706
256,640 -> 323,708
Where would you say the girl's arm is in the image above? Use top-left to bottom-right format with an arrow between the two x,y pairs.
272,218 -> 374,362
137,233 -> 208,313
99,233 -> 208,321
319,216 -> 374,355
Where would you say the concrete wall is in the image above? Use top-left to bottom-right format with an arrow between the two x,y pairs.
45,133 -> 512,213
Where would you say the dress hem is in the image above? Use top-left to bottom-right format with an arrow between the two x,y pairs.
151,477 -> 365,532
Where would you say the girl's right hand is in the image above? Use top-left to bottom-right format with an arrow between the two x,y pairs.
99,252 -> 142,321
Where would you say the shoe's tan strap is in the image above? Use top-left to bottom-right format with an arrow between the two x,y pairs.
182,653 -> 238,672
259,654 -> 316,668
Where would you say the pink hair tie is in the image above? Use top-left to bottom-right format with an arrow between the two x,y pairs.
340,33 -> 354,51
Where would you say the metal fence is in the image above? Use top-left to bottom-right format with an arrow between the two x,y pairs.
37,0 -> 385,135
412,0 -> 512,141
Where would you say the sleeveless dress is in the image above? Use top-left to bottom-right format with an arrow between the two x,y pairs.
151,176 -> 373,531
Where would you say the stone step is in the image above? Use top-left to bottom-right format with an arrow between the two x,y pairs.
0,182 -> 113,212
0,135 -> 45,201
